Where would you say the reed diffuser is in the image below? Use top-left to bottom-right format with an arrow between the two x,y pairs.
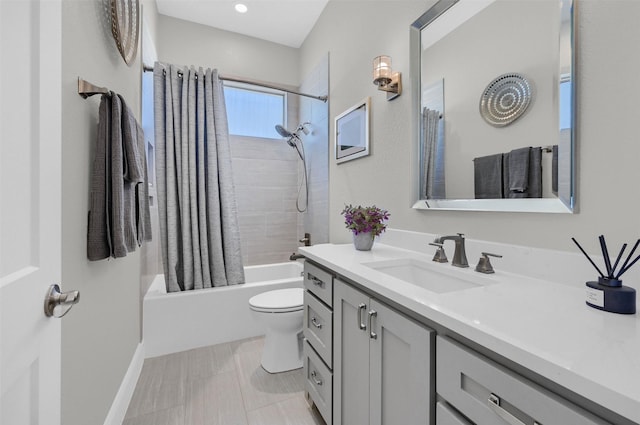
572,236 -> 637,314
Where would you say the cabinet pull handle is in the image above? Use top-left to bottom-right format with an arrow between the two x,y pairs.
311,316 -> 322,328
311,370 -> 323,386
368,309 -> 378,339
357,303 -> 367,330
308,274 -> 323,286
488,394 -> 540,425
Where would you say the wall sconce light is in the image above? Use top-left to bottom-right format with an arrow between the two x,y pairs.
372,55 -> 402,101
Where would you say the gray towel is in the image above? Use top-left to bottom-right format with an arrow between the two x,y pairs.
110,94 -> 129,257
474,154 -> 503,199
508,147 -> 531,197
87,95 -> 113,261
87,92 -> 151,261
502,153 -> 510,198
506,146 -> 542,198
552,144 -> 558,195
118,95 -> 152,246
528,147 -> 542,198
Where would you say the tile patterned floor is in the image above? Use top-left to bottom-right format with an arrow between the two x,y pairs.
123,337 -> 325,425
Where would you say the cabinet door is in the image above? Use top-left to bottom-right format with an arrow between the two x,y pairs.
369,299 -> 434,425
334,279 -> 371,425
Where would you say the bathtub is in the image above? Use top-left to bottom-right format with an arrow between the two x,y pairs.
143,261 -> 303,358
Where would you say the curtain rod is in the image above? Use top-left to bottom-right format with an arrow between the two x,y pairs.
143,65 -> 328,103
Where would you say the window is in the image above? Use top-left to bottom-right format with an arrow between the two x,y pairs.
223,83 -> 285,139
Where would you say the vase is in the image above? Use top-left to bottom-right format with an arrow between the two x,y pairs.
353,231 -> 375,251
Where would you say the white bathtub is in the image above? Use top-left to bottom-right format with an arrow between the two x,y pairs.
143,262 -> 304,358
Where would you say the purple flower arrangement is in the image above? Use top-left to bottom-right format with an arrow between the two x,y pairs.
340,204 -> 390,236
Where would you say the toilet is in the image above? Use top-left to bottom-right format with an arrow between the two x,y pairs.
248,288 -> 304,373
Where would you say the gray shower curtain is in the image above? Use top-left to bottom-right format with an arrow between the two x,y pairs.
154,63 -> 245,293
422,107 -> 444,199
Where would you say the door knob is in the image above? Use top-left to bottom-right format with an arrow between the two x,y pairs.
44,284 -> 80,318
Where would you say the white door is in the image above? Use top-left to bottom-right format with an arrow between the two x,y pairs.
1,0 -> 64,424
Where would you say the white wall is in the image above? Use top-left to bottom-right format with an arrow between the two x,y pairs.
301,0 -> 640,256
60,1 -> 157,424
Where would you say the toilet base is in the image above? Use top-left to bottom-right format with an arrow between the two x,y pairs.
261,328 -> 303,374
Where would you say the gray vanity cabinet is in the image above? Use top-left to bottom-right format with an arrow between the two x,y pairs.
333,278 -> 434,425
436,336 -> 612,425
303,261 -> 334,425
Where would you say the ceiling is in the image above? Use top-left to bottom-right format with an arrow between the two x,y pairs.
155,0 -> 330,48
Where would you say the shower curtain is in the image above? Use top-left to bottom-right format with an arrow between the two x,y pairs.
422,107 -> 444,199
154,63 -> 245,293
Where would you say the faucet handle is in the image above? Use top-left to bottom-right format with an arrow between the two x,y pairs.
475,252 -> 502,274
429,242 -> 448,263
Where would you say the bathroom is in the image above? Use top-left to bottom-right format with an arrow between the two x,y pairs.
1,0 -> 639,424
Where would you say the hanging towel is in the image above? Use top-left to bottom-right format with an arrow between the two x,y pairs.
528,147 -> 542,198
109,94 -> 130,257
118,95 -> 152,246
507,147 -> 531,198
87,95 -> 113,261
474,154 -> 503,199
502,152 -> 510,198
552,144 -> 558,195
87,92 -> 151,261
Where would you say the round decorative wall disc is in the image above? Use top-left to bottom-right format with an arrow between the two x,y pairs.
479,73 -> 532,127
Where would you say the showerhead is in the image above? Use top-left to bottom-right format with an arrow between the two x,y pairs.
275,124 -> 292,139
275,124 -> 299,147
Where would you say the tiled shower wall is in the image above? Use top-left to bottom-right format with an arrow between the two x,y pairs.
298,54 -> 330,245
230,128 -> 301,265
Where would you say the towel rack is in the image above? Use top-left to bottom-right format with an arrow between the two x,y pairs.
78,77 -> 109,99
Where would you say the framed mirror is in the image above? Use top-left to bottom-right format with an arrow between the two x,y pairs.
410,0 -> 575,213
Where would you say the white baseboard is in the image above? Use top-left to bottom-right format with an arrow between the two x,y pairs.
103,342 -> 145,425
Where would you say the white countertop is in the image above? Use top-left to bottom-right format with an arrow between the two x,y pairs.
300,242 -> 640,424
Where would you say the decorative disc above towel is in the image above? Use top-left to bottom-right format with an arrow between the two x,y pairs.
110,0 -> 139,65
479,73 -> 532,127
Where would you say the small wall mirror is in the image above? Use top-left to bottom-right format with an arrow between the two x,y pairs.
411,0 -> 575,213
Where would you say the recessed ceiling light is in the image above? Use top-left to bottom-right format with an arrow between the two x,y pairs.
235,3 -> 248,13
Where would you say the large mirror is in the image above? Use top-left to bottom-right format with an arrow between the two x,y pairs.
410,0 -> 575,213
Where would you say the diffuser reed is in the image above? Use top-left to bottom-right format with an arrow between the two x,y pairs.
571,236 -> 637,314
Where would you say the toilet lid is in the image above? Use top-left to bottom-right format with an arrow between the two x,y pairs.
249,288 -> 304,312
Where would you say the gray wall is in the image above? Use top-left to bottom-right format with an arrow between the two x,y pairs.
60,1 -> 157,425
300,0 -> 640,255
156,14 -> 299,86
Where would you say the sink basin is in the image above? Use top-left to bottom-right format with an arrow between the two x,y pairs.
362,258 -> 495,294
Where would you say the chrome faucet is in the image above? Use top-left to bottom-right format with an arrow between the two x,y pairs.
433,233 -> 469,268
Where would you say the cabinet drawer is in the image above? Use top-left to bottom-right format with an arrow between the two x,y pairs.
304,341 -> 332,425
436,402 -> 472,425
437,337 -> 611,425
303,291 -> 333,367
304,262 -> 333,307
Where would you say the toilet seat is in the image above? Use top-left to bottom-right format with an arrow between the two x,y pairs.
249,288 -> 304,313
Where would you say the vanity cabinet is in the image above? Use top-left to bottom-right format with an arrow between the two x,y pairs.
303,261 -> 334,424
436,336 -> 612,425
333,278 -> 434,425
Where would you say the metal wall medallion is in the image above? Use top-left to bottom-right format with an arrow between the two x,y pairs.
479,73 -> 532,127
111,0 -> 139,65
